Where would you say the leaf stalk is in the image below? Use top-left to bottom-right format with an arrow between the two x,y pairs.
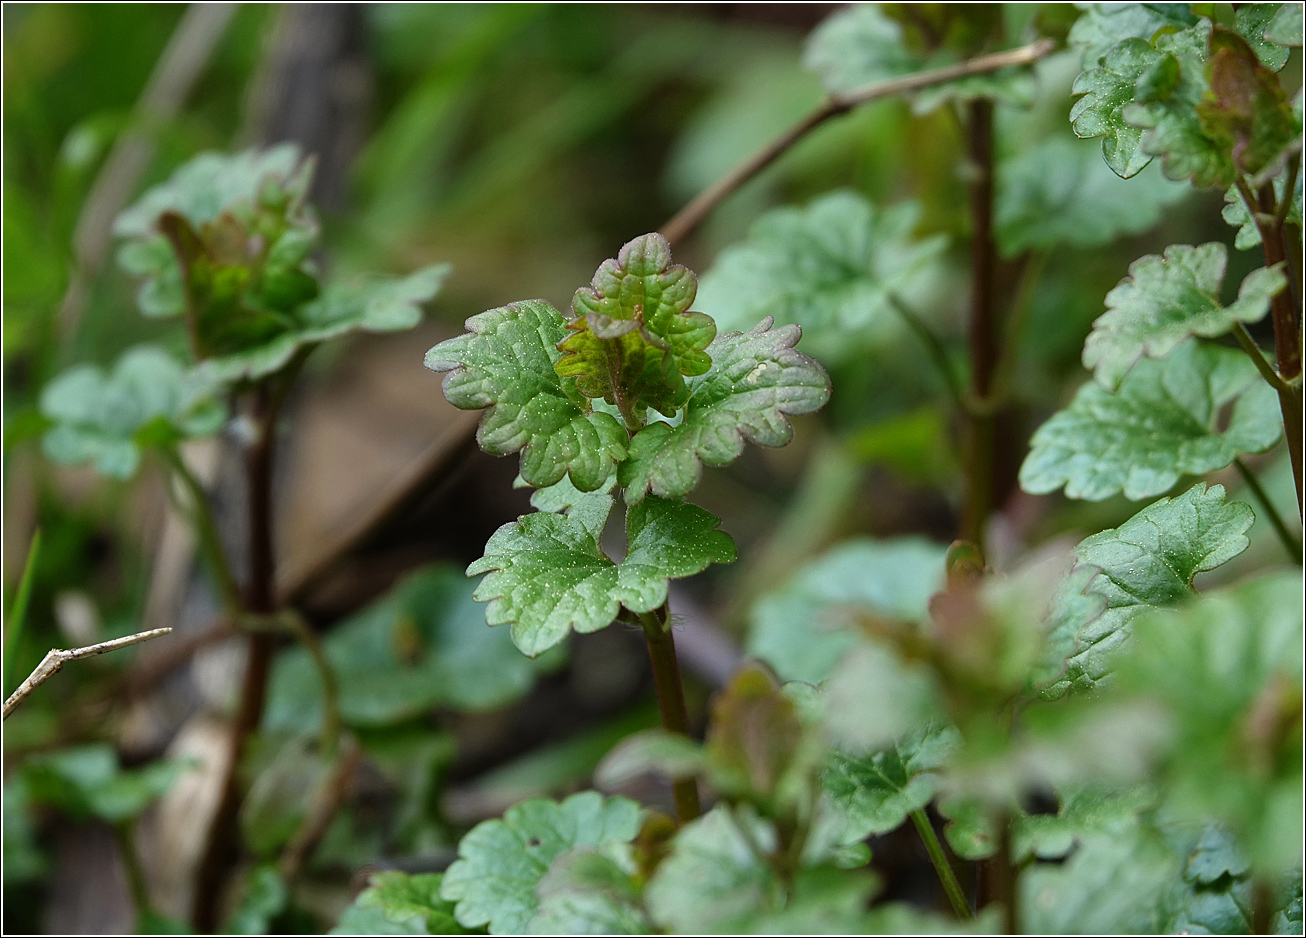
911,808 -> 974,921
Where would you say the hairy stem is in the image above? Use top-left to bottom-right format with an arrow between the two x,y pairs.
961,97 -> 1001,546
192,383 -> 283,931
659,39 -> 1053,246
1234,458 -> 1302,563
911,809 -> 973,920
637,603 -> 701,823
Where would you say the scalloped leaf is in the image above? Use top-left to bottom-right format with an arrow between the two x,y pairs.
696,191 -> 947,364
823,723 -> 960,842
1040,483 -> 1254,699
1265,3 -> 1304,47
426,300 -> 627,492
1070,37 -> 1164,178
529,847 -> 649,935
996,137 -> 1190,256
1067,4 -> 1200,69
1236,4 -> 1292,70
558,233 -> 715,419
1222,168 -> 1304,249
804,4 -> 1035,114
439,792 -> 641,935
1083,242 -> 1285,389
333,871 -> 468,936
40,345 -> 225,479
618,317 -> 831,503
1019,341 -> 1281,501
466,496 -> 735,657
204,264 -> 448,384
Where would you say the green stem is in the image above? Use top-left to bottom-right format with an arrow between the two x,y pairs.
1232,322 -> 1293,394
911,809 -> 973,920
165,448 -> 242,615
4,529 -> 41,697
992,251 -> 1047,401
275,611 -> 341,753
887,293 -> 966,413
114,819 -> 153,925
1234,458 -> 1302,564
637,604 -> 701,824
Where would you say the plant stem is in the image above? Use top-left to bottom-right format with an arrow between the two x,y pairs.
3,529 -> 41,697
961,97 -> 1001,546
888,293 -> 966,413
165,448 -> 242,614
637,603 -> 701,824
192,382 -> 283,932
659,39 -> 1054,246
1232,322 -> 1294,394
115,820 -> 153,926
911,809 -> 973,920
1234,458 -> 1302,563
1239,177 -> 1304,516
995,812 -> 1018,934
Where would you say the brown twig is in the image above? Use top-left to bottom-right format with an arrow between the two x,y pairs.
659,39 -> 1054,246
56,3 -> 238,344
3,628 -> 172,720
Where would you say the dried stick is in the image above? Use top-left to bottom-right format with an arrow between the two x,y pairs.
659,39 -> 1054,246
3,628 -> 173,720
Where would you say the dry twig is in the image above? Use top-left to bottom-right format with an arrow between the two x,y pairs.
4,628 -> 173,720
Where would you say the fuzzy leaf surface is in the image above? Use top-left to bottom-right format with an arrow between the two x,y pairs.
1019,341 -> 1281,501
618,317 -> 831,502
1041,483 -> 1254,698
1070,38 -> 1164,178
439,792 -> 641,935
558,233 -> 715,417
696,191 -> 946,364
1083,242 -> 1285,389
467,496 -> 734,657
426,300 -> 626,492
823,723 -> 960,842
40,345 -> 224,479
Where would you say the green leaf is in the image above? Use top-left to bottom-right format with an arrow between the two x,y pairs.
1237,4 -> 1292,70
823,723 -> 960,841
1015,785 -> 1157,862
22,744 -> 187,824
426,300 -> 627,492
467,496 -> 734,657
1070,38 -> 1164,178
1019,341 -> 1281,501
594,729 -> 706,789
1042,483 -> 1254,698
1083,242 -> 1285,389
822,641 -> 939,755
644,805 -> 779,933
1020,830 -> 1178,934
267,565 -> 541,732
695,191 -> 947,364
804,4 -> 1035,113
1193,26 -> 1301,185
618,317 -> 831,503
226,865 -> 289,935
1067,4 -> 1200,69
1223,168 -> 1304,249
1118,572 -> 1303,870
334,872 -> 469,936
741,866 -> 882,935
202,265 -> 448,384
439,792 -> 641,934
1265,3 -> 1304,47
996,137 -> 1189,256
558,233 -> 715,418
939,796 -> 998,861
528,847 -> 649,935
746,537 -> 947,685
241,734 -> 332,858
40,346 -> 225,479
